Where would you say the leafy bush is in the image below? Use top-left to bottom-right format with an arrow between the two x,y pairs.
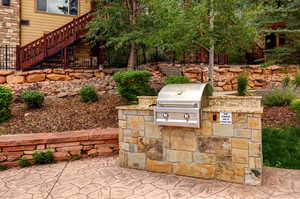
79,86 -> 99,103
290,99 -> 300,120
19,156 -> 31,167
263,128 -> 300,169
293,73 -> 300,89
33,150 -> 54,164
282,77 -> 291,88
0,86 -> 13,123
165,75 -> 190,84
263,88 -> 296,106
237,73 -> 249,96
21,90 -> 44,109
113,70 -> 155,103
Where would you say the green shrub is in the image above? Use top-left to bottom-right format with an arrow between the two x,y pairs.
33,150 -> 54,164
79,86 -> 99,103
165,75 -> 190,84
21,90 -> 44,109
19,156 -> 31,167
113,70 -> 155,103
293,73 -> 300,89
282,77 -> 291,88
263,128 -> 300,169
263,88 -> 296,106
0,164 -> 8,171
291,99 -> 300,120
237,73 -> 249,96
0,86 -> 13,123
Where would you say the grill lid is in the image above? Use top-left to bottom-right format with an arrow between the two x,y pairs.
157,83 -> 209,106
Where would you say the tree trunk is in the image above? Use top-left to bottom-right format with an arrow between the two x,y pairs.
208,0 -> 215,86
128,42 -> 137,69
126,0 -> 138,69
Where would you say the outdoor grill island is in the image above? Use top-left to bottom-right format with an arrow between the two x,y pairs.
117,83 -> 263,185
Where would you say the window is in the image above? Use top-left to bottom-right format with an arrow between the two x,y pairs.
2,0 -> 10,6
37,0 -> 78,16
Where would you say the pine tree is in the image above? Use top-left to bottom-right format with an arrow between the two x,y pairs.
256,0 -> 300,64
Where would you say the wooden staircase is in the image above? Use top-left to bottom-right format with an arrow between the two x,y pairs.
17,12 -> 92,70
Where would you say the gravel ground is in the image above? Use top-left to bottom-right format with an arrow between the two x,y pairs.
0,93 -> 126,135
262,106 -> 300,128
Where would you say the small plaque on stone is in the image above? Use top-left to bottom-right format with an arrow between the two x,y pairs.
220,112 -> 232,125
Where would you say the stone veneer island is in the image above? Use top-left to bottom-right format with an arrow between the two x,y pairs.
117,95 -> 263,185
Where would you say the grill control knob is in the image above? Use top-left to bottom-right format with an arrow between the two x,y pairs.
184,113 -> 190,120
162,113 -> 169,119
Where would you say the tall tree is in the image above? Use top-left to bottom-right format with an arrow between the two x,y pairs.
86,0 -> 258,74
256,0 -> 300,64
86,0 -> 142,69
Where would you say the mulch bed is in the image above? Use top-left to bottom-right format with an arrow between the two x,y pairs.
262,106 -> 300,128
0,93 -> 126,135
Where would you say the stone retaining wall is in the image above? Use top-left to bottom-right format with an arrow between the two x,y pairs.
182,65 -> 300,91
0,128 -> 118,168
1,64 -> 299,93
0,68 -> 108,84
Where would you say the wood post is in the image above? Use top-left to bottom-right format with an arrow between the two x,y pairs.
16,45 -> 21,71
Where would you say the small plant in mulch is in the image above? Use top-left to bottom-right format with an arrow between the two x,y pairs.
291,99 -> 300,120
0,86 -> 13,123
0,164 -> 8,171
21,90 -> 45,109
32,150 -> 54,164
165,75 -> 190,84
263,87 -> 296,106
79,86 -> 99,103
237,73 -> 249,96
18,156 -> 31,167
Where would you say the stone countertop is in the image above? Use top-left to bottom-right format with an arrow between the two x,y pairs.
203,107 -> 264,114
116,105 -> 154,111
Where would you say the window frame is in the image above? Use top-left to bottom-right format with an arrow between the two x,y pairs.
2,0 -> 11,6
35,0 -> 80,17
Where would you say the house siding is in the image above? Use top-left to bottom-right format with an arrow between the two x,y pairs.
0,0 -> 20,46
20,0 -> 91,46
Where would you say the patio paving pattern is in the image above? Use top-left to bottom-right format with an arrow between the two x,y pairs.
0,156 -> 299,199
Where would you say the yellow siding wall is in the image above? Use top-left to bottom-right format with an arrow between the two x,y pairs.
21,0 -> 91,46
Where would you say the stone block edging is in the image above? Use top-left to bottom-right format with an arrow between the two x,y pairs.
0,128 -> 119,167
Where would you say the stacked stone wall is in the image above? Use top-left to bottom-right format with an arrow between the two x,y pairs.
0,128 -> 118,168
0,0 -> 20,46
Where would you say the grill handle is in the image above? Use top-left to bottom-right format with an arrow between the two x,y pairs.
158,102 -> 198,107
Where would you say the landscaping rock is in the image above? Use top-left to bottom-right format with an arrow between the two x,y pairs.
6,75 -> 25,84
26,74 -> 46,83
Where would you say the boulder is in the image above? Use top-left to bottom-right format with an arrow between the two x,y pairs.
95,72 -> 105,78
223,84 -> 233,91
52,68 -> 66,74
47,74 -> 68,81
0,70 -> 14,76
267,65 -> 281,71
0,76 -> 6,84
229,67 -> 243,73
69,73 -> 94,79
6,75 -> 25,84
26,74 -> 46,83
27,70 -> 44,75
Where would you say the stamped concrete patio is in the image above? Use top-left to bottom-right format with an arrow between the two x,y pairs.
0,156 -> 299,199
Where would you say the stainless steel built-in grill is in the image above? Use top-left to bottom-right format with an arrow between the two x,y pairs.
154,83 -> 210,128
